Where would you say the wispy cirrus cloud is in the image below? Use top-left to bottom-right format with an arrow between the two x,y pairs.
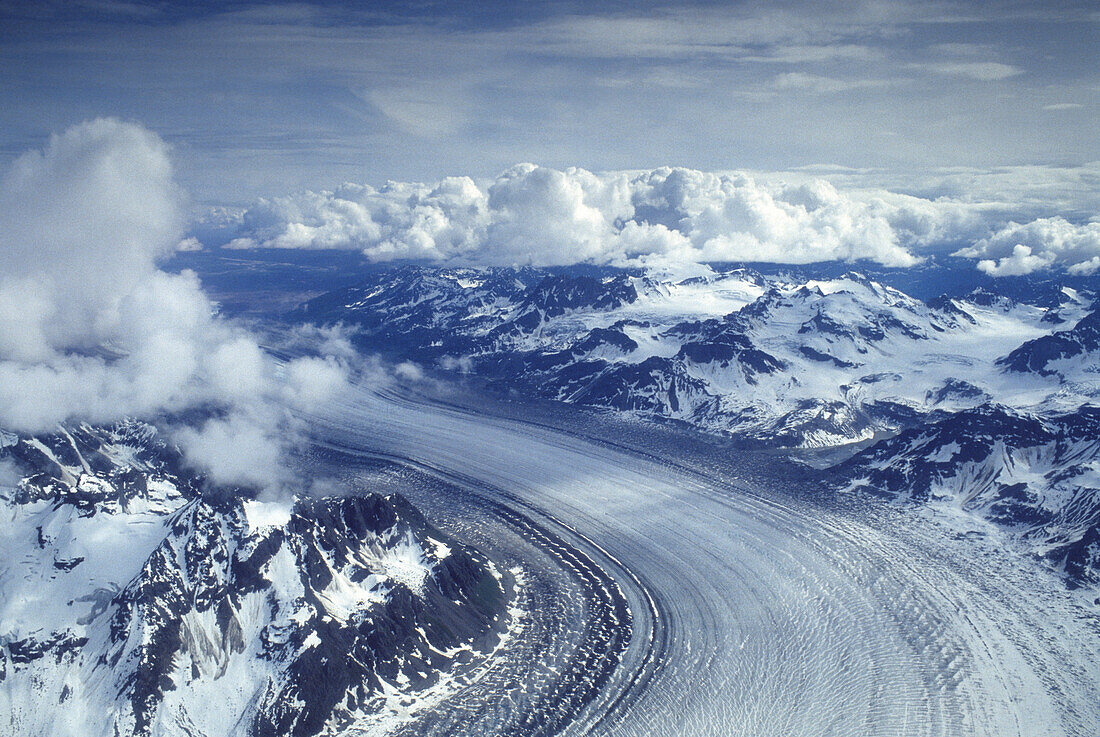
771,72 -> 897,94
741,44 -> 883,64
911,61 -> 1023,81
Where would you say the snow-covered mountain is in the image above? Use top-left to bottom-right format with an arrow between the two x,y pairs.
0,422 -> 507,737
292,263 -> 1100,596
296,264 -> 1096,448
835,404 -> 1100,591
1000,304 -> 1100,378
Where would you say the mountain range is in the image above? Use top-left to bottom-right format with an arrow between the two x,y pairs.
294,262 -> 1100,591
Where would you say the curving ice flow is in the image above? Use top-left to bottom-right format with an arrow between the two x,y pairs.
306,377 -> 1100,737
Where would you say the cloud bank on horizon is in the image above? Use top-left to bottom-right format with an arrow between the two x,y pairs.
4,1 -> 1096,276
200,164 -> 1100,276
0,119 -> 348,491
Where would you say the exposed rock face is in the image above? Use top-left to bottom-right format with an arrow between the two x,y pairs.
835,404 -> 1100,590
0,422 -> 506,737
297,264 -> 1095,448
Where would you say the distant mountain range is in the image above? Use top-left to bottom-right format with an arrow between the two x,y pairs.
295,264 -> 1097,446
293,262 -> 1100,591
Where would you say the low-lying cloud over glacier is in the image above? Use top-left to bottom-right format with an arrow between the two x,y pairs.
0,119 -> 347,490
200,163 -> 1099,275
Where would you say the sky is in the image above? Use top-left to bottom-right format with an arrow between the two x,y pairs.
2,0 -> 1097,206
0,1 -> 1096,474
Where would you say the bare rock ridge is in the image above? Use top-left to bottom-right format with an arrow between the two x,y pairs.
0,421 -> 507,737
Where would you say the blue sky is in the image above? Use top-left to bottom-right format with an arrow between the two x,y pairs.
1,0 -> 1097,206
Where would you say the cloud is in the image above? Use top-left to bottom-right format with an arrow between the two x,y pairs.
174,408 -> 288,491
211,165 -> 962,267
800,162 -> 1100,222
197,163 -> 1100,276
0,119 -> 348,491
0,456 -> 23,488
483,164 -> 635,266
280,356 -> 349,410
956,217 -> 1100,275
630,169 -> 921,266
743,44 -> 882,64
771,72 -> 893,93
176,236 -> 204,251
594,68 -> 707,90
975,245 -> 1053,276
234,176 -> 488,260
394,361 -> 424,382
367,85 -> 470,138
1043,103 -> 1084,111
0,118 -> 182,360
914,62 -> 1023,81
277,324 -> 358,361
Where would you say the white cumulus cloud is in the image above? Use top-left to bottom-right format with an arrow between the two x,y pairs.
629,169 -> 920,266
0,119 -> 348,491
956,217 -> 1100,276
196,165 -> 1094,276
211,165 -> 964,268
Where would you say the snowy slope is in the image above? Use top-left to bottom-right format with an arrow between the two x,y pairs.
835,404 -> 1100,590
298,264 -> 1096,448
0,422 -> 507,737
294,264 -> 1099,591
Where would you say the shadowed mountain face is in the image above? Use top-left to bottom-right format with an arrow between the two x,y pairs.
0,422 -> 506,737
835,404 -> 1100,589
999,308 -> 1100,376
295,263 -> 1096,448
